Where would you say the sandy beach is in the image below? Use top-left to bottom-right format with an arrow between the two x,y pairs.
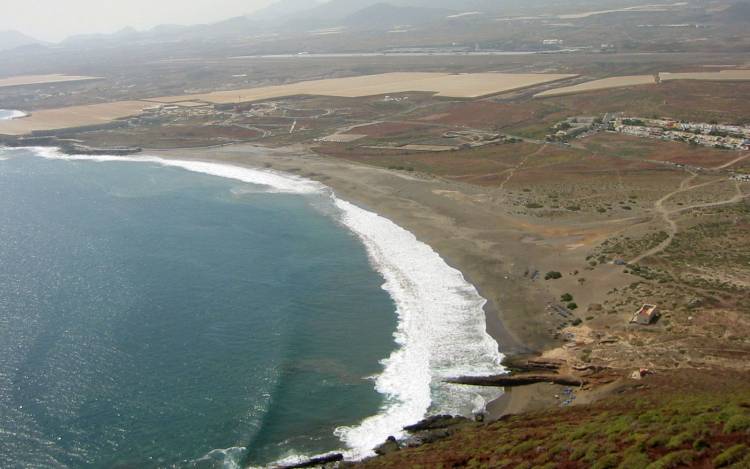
147,143 -> 632,415
150,143 -> 551,351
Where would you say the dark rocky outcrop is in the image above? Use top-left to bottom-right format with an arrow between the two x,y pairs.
277,453 -> 344,468
446,374 -> 586,387
502,355 -> 564,373
403,415 -> 470,433
374,436 -> 400,456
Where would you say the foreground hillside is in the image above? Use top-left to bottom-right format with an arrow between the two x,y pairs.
349,370 -> 750,468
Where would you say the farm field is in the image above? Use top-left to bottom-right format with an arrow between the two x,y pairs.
0,101 -> 157,135
660,69 -> 750,81
150,72 -> 578,104
0,74 -> 101,88
535,75 -> 657,97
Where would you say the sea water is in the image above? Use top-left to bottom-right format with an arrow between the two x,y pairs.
0,147 -> 504,468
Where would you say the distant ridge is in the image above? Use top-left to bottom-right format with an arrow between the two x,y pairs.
0,30 -> 43,52
342,3 -> 455,29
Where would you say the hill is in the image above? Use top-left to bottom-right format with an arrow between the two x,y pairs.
0,30 -> 41,52
350,370 -> 750,468
342,3 -> 454,29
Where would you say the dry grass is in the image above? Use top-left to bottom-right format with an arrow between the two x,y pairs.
150,72 -> 577,104
0,101 -> 157,135
0,74 -> 100,88
660,69 -> 750,81
535,75 -> 657,98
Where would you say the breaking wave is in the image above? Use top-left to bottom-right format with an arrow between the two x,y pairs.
25,146 -> 505,463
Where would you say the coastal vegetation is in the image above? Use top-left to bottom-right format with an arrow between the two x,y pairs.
351,370 -> 750,468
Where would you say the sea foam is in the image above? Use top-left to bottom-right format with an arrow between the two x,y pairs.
0,110 -> 27,120
24,146 -> 506,462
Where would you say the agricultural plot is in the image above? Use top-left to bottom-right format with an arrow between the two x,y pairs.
535,75 -> 657,97
659,69 -> 750,81
0,101 -> 157,135
0,74 -> 101,88
150,72 -> 578,104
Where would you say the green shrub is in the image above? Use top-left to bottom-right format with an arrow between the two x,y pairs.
545,271 -> 562,280
666,430 -> 694,449
617,451 -> 650,469
567,302 -> 579,310
592,454 -> 620,469
570,445 -> 587,460
525,202 -> 544,209
713,444 -> 748,467
561,293 -> 573,302
509,439 -> 540,455
646,433 -> 669,448
645,450 -> 695,469
724,414 -> 750,433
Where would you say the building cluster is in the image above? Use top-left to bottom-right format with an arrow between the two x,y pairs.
546,116 -> 599,142
612,117 -> 750,150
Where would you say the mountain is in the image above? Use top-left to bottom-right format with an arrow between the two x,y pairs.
717,1 -> 750,22
249,0 -> 325,21
0,30 -> 42,52
342,3 -> 454,29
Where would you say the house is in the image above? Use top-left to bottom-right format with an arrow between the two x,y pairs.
631,304 -> 660,325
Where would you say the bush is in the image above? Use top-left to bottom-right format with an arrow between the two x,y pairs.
645,450 -> 695,469
561,293 -> 573,302
724,414 -> 750,433
592,454 -> 619,469
567,302 -> 579,310
618,451 -> 650,469
713,444 -> 748,467
545,271 -> 562,280
525,202 -> 544,209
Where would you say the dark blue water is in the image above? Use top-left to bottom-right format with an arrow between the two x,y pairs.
0,150 -> 397,467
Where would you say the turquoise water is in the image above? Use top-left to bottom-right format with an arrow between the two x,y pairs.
0,149 -> 399,467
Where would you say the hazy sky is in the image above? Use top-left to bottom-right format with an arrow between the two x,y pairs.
1,0 -> 282,42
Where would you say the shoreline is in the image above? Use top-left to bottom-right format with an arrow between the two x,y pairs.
13,144 -> 515,462
148,143 -> 559,354
143,143 -> 569,421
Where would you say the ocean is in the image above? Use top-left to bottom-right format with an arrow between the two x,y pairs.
0,147 -> 504,468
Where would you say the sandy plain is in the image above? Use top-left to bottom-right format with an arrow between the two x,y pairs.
0,72 -> 576,135
659,69 -> 750,81
535,75 -> 657,97
148,72 -> 578,104
0,74 -> 101,88
0,101 -> 159,136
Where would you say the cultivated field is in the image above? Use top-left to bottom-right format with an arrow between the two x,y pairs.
536,69 -> 750,98
0,101 -> 157,135
150,72 -> 578,104
660,69 -> 750,81
0,72 -> 577,135
0,74 -> 101,89
535,75 -> 657,97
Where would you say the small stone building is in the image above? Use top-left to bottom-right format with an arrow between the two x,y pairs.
631,304 -> 659,325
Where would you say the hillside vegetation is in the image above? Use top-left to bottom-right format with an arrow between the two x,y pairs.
352,370 -> 750,468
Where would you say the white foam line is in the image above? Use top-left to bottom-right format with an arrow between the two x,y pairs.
28,146 -> 324,194
0,110 -> 27,120
22,146 -> 506,462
